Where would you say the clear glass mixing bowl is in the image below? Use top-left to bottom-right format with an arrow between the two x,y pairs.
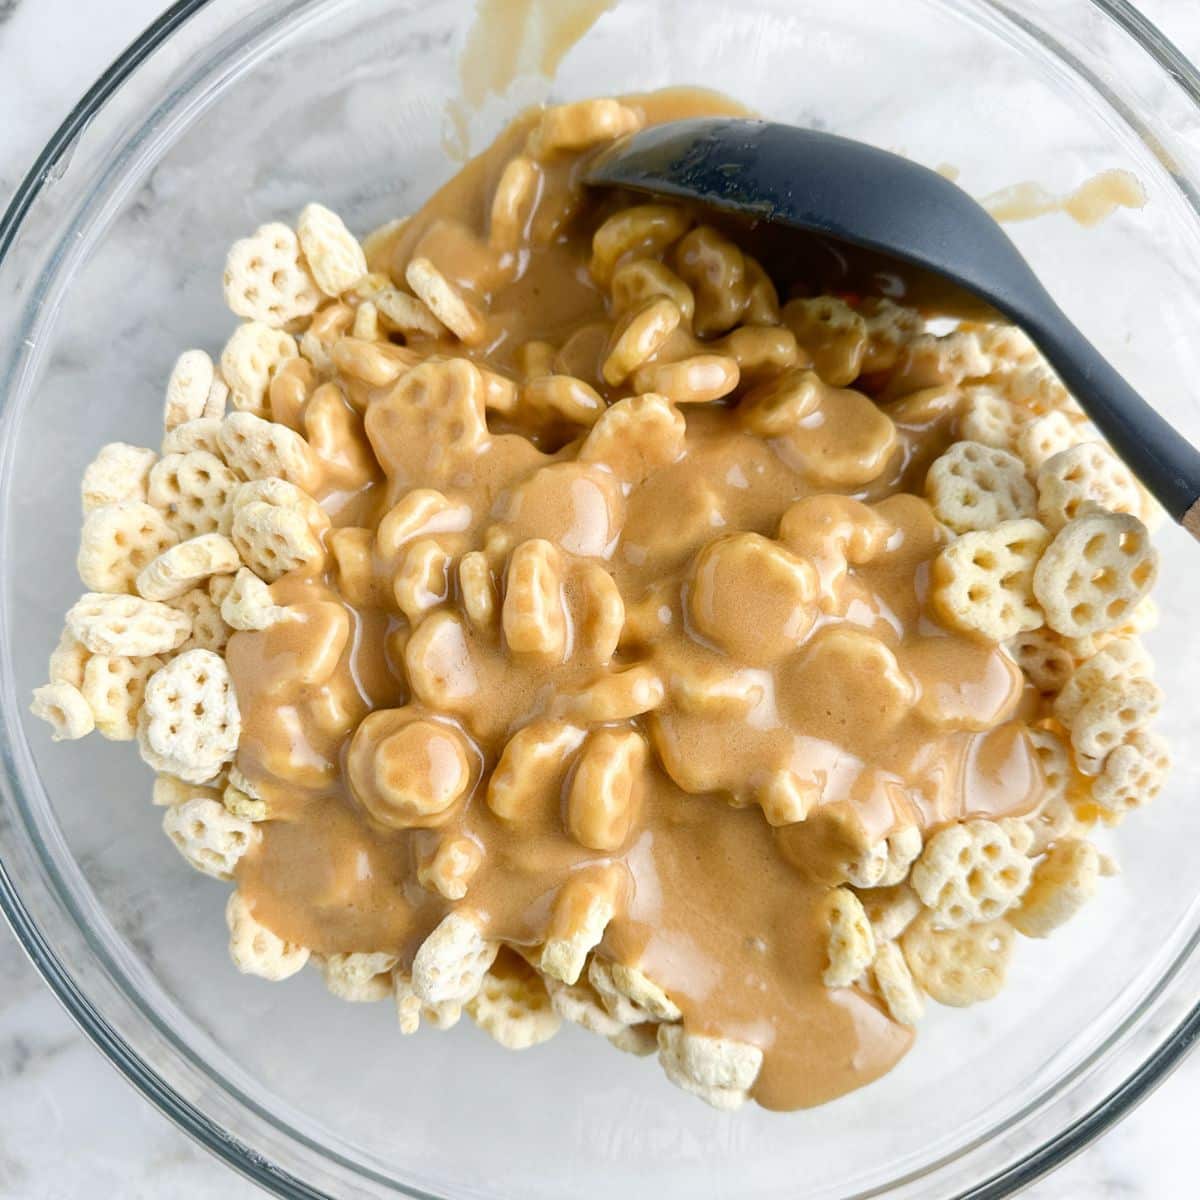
2,1 -> 1199,1196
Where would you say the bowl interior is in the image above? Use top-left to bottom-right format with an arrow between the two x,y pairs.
3,1 -> 1200,1197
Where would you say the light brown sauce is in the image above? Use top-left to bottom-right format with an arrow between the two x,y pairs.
230,89 -> 1045,1110
980,169 -> 1147,227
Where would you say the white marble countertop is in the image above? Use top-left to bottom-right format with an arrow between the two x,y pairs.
2,1 -> 1200,1196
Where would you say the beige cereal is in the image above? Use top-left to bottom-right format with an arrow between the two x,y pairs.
411,911 -> 498,1005
47,628 -> 89,689
467,958 -> 561,1049
66,592 -> 191,657
901,912 -> 1015,1007
320,952 -> 399,1003
226,891 -> 310,981
1036,442 -> 1142,531
163,797 -> 258,880
405,257 -> 486,344
219,412 -> 320,490
219,322 -> 298,417
296,203 -> 368,297
566,728 -> 646,852
417,835 -> 484,901
540,866 -> 624,986
631,354 -> 740,404
1025,728 -> 1083,853
502,539 -> 568,662
821,888 -> 875,988
911,819 -> 1032,928
601,297 -> 681,386
657,1024 -> 763,1112
80,443 -> 157,513
1053,637 -> 1153,727
203,377 -> 229,420
223,222 -> 320,327
673,225 -> 748,336
1070,675 -> 1161,775
30,682 -> 94,741
152,773 -> 223,808
926,441 -> 1036,533
136,533 -> 240,602
148,450 -> 239,539
77,501 -> 179,594
163,349 -> 215,431
232,501 -> 325,582
857,883 -> 923,944
610,258 -> 695,322
579,392 -> 685,484
871,940 -> 924,1026
958,386 -> 1018,450
81,653 -> 163,740
590,204 -> 692,286
1007,628 -> 1076,694
170,586 -> 231,654
529,98 -> 641,160
544,975 -> 629,1039
487,720 -> 585,823
1009,838 -> 1101,938
1092,729 -> 1170,814
220,566 -> 285,630
1017,411 -> 1082,470
589,958 -> 680,1024
161,418 -> 223,458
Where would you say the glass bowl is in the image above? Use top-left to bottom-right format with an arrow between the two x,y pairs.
2,1 -> 1199,1196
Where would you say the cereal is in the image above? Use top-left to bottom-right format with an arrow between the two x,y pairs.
958,386 -> 1018,450
1033,510 -> 1158,638
220,566 -> 285,630
138,649 -> 240,783
1007,628 -> 1075,695
66,592 -> 191,657
163,797 -> 258,880
459,551 -> 498,634
204,377 -> 229,420
487,720 -> 586,823
589,957 -> 681,1024
489,155 -> 539,254
781,296 -> 866,386
148,451 -> 239,539
136,533 -> 240,602
418,835 -> 484,901
1053,637 -> 1153,727
80,443 -> 157,513
590,204 -> 692,285
578,392 -> 685,484
502,539 -> 568,662
844,826 -> 923,890
601,297 -> 681,385
1016,411 -> 1082,470
540,866 -> 624,986
78,501 -> 178,594
163,349 -> 215,430
529,98 -> 641,160
673,226 -> 748,336
519,374 -> 605,426
910,819 -> 1032,928
296,203 -> 368,297
1069,675 -> 1161,776
1009,838 -> 1100,938
857,883 -> 923,944
405,257 -> 486,344
161,418 -> 223,458
860,298 -> 925,371
631,354 -> 740,405
1036,443 -> 1142,531
901,912 -> 1015,1006
871,941 -> 924,1027
81,653 -> 163,740
717,324 -> 799,376
931,519 -> 1048,641
545,975 -> 628,1039
467,956 -> 561,1049
320,952 -> 399,1003
47,628 -> 89,689
1092,729 -> 1170,814
30,682 -> 94,741
219,322 -> 298,417
566,728 -> 646,852
218,412 -> 321,490
393,539 -> 451,621
170,586 -> 232,654
223,780 -> 269,823
231,501 -> 325,583
411,911 -> 498,1005
657,1024 -> 763,1111
610,258 -> 696,322
926,442 -> 1036,534
152,773 -> 222,808
1024,728 -> 1083,853
820,888 -> 875,987
222,222 -> 320,327
226,891 -> 310,981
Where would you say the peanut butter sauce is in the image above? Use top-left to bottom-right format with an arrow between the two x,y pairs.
229,89 -> 1045,1110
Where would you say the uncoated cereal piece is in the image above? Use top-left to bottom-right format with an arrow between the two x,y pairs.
301,302 -> 354,372
77,501 -> 179,593
320,952 -> 399,1002
1036,442 -> 1142,531
170,584 -> 232,654
163,349 -> 215,431
81,653 -> 163,740
1016,411 -> 1083,471
226,891 -> 310,981
1009,838 -> 1101,938
204,376 -> 229,420
66,592 -> 191,657
136,533 -> 240,602
871,941 -> 924,1026
147,450 -> 240,539
296,203 -> 368,297
1033,510 -> 1158,638
219,322 -> 298,417
222,222 -> 320,327
590,204 -> 693,286
411,911 -> 498,1005
232,502 -> 325,582
161,417 -> 223,458
48,628 -> 90,689
139,649 -> 240,783
958,386 -> 1018,450
80,443 -> 158,514
657,1024 -> 763,1112
1007,628 -> 1076,695
926,441 -> 1036,534
860,298 -> 925,372
528,98 -> 641,160
901,912 -> 1015,1007
30,682 -> 94,741
223,780 -> 269,823
589,957 -> 681,1024
931,519 -> 1049,642
467,956 -> 561,1050
544,975 -> 628,1038
219,412 -> 321,490
221,566 -> 286,630
911,819 -> 1032,929
162,797 -> 258,880
1069,675 -> 1161,775
540,865 -> 624,986
405,257 -> 486,344
820,888 -> 875,987
857,882 -> 923,944
609,1024 -> 659,1057
1053,636 -> 1153,727
975,322 -> 1038,372
1092,729 -> 1170,814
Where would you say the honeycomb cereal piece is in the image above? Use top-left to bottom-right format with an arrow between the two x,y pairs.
871,940 -> 924,1026
1017,410 -> 1082,471
520,374 -> 606,426
411,911 -> 499,1005
222,222 -> 320,327
161,418 -> 223,458
589,204 -> 692,286
487,720 -> 586,822
220,566 -> 285,630
458,551 -> 498,634
488,155 -> 539,253
77,501 -> 179,594
1025,727 -> 1082,853
716,324 -> 800,376
857,882 -> 923,944
601,297 -> 681,386
901,912 -> 1015,1007
1009,838 -> 1101,938
780,296 -> 867,387
673,226 -> 748,336
30,682 -> 94,741
860,298 -> 925,371
223,780 -> 269,823
170,586 -> 231,654
163,350 -> 215,431
1007,628 -> 1075,695
363,286 -> 445,339
926,441 -> 1036,534
737,369 -> 821,436
393,539 -> 451,622
135,533 -> 240,602
148,450 -> 239,539
351,301 -> 380,341
1070,675 -> 1161,775
657,1025 -> 763,1112
204,377 -> 229,420
48,628 -> 89,689
299,302 -> 354,372
631,354 -> 740,405
1092,729 -> 1170,814
574,563 -> 624,666
219,322 -> 298,418
544,975 -> 629,1039
741,258 -> 780,325
67,592 -> 191,657
609,1025 -> 659,1057
405,257 -> 486,345
540,865 -> 625,986
467,957 -> 561,1050
80,443 -> 157,513
1033,510 -> 1157,638
528,98 -> 641,160
218,412 -> 321,491
418,835 -> 484,901
910,819 -> 1032,929
958,386 -> 1018,450
375,489 -> 468,560
152,773 -> 223,808
557,664 -> 666,725
230,477 -> 330,535
295,203 -> 368,297
975,323 -> 1038,371
1036,443 -> 1141,532
163,797 -> 258,880
610,258 -> 695,322
931,519 -> 1048,642
844,826 -> 923,890
231,501 -> 325,583
821,888 -> 875,988
1053,636 -> 1153,726
891,330 -> 988,391
590,958 -> 681,1024
226,892 -> 310,981
320,952 -> 399,1003
81,653 -> 163,740
138,649 -> 240,783
393,973 -> 457,1036
566,728 -> 646,852
578,392 -> 685,485
502,539 -> 568,662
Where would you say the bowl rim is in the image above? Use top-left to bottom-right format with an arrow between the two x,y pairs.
1,0 -> 1198,1196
